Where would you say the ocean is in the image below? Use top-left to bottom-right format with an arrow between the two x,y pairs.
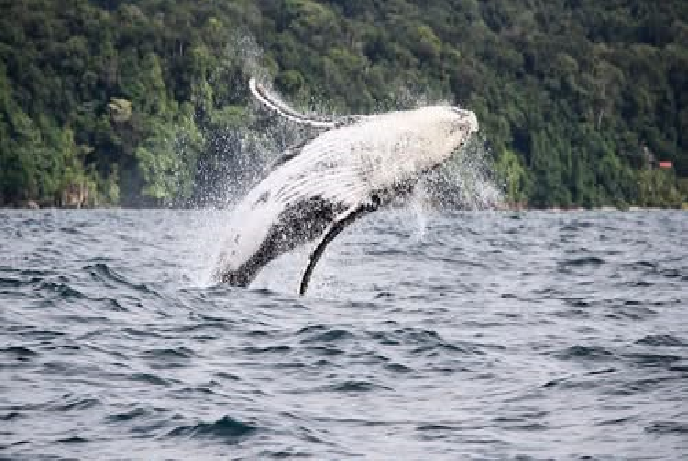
1,209 -> 686,460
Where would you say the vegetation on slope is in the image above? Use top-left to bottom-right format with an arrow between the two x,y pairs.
1,0 -> 686,208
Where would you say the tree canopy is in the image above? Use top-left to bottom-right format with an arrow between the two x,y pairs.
0,0 -> 686,208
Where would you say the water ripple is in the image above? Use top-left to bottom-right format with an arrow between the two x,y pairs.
1,210 -> 686,459
168,415 -> 258,441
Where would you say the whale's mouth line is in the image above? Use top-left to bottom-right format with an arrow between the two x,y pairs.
216,78 -> 480,296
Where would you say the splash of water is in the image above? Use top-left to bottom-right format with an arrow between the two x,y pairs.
425,135 -> 504,211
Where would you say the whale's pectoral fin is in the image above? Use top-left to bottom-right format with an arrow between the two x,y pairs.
250,78 -> 337,129
249,77 -> 368,130
298,201 -> 377,296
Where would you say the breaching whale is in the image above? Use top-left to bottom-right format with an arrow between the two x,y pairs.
214,79 -> 479,295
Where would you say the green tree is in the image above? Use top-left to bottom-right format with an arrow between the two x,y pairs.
495,148 -> 529,205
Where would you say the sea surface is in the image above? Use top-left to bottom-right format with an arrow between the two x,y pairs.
1,209 -> 686,460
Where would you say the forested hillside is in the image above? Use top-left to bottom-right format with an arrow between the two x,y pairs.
1,0 -> 687,208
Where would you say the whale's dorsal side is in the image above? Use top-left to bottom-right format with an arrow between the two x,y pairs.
217,195 -> 348,288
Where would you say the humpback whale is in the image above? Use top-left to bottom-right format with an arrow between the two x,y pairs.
214,79 -> 479,295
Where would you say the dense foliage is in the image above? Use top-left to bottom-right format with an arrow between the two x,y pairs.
1,0 -> 686,208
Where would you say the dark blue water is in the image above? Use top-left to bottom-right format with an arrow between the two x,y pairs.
1,209 -> 686,460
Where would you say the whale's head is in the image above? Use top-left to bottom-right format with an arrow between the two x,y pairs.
451,106 -> 479,137
420,105 -> 480,171
350,105 -> 479,192
433,106 -> 480,153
